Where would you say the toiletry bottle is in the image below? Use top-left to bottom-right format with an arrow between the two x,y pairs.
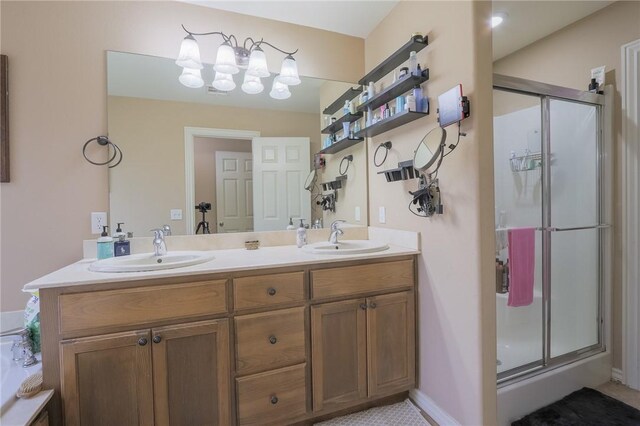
406,93 -> 417,111
97,226 -> 114,260
114,234 -> 131,257
366,106 -> 373,127
409,51 -> 418,76
349,100 -> 356,115
368,82 -> 375,98
343,100 -> 350,115
396,94 -> 405,113
413,86 -> 424,113
296,219 -> 307,248
287,217 -> 295,230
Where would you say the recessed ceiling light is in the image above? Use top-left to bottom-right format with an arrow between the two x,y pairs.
492,13 -> 507,28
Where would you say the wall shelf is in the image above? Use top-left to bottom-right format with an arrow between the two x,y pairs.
321,175 -> 347,191
355,110 -> 428,138
377,160 -> 420,182
357,72 -> 429,113
323,87 -> 363,115
321,112 -> 363,135
358,35 -> 428,85
318,137 -> 364,155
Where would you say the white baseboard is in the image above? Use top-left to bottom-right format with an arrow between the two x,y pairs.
612,367 -> 624,383
409,389 -> 460,426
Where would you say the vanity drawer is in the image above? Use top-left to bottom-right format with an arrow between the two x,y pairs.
235,307 -> 305,375
59,280 -> 227,334
236,363 -> 307,425
311,259 -> 414,299
233,272 -> 304,310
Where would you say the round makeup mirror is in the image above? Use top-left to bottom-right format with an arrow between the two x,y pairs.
413,126 -> 447,175
304,169 -> 317,191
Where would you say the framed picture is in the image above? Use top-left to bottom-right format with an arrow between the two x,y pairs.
1,54 -> 8,182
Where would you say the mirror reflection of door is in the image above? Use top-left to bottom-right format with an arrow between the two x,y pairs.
252,137 -> 311,231
215,151 -> 253,233
194,137 -> 252,234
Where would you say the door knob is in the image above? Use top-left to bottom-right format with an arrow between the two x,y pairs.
369,302 -> 377,309
153,335 -> 162,344
138,337 -> 148,346
360,303 -> 367,310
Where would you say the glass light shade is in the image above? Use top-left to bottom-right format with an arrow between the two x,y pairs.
175,35 -> 203,69
214,42 -> 239,75
241,73 -> 264,94
246,47 -> 270,78
212,71 -> 236,91
270,77 -> 291,100
178,67 -> 204,88
278,55 -> 301,86
491,16 -> 504,28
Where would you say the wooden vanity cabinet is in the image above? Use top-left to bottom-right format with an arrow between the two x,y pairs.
59,320 -> 230,426
43,256 -> 416,426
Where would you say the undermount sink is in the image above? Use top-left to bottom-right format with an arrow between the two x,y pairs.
89,251 -> 215,273
303,240 -> 389,255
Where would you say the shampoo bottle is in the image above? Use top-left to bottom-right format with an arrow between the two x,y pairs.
97,226 -> 114,260
413,86 -> 424,113
296,219 -> 307,248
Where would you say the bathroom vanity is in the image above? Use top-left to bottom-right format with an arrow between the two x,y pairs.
32,244 -> 418,426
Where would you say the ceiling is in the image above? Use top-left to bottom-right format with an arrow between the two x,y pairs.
178,1 -> 615,62
492,1 -> 614,60
107,51 -> 351,113
178,0 -> 399,38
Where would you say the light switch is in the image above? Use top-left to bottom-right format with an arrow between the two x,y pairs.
355,206 -> 361,222
170,209 -> 183,220
378,206 -> 386,224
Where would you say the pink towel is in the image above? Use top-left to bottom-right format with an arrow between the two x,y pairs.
507,228 -> 535,307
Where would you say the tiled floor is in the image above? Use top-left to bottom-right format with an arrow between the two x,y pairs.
597,381 -> 640,410
316,400 -> 431,426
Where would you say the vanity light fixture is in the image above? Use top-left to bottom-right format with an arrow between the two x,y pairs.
175,25 -> 300,99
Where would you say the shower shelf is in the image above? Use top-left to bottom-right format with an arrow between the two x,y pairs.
509,151 -> 553,172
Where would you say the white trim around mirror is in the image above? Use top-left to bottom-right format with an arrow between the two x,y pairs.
184,127 -> 261,235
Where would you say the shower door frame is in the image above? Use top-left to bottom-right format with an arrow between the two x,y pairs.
493,74 -> 611,386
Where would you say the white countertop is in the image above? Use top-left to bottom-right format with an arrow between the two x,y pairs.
23,243 -> 419,291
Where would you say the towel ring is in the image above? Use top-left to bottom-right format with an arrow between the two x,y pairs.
339,155 -> 353,176
82,136 -> 123,168
374,141 -> 392,167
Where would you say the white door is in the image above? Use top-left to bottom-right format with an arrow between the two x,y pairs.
215,151 -> 253,233
252,137 -> 311,231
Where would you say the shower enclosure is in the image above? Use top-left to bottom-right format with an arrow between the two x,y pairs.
493,74 -> 611,384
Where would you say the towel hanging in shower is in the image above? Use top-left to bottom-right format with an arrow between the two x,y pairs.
507,227 -> 535,307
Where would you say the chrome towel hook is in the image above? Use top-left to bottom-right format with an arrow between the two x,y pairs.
82,136 -> 123,168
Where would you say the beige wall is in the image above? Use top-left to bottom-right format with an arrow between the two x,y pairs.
365,1 -> 496,424
0,1 -> 363,311
194,137 -> 251,234
493,0 -> 640,372
107,95 -> 319,237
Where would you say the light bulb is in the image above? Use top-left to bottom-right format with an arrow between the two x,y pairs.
175,34 -> 203,69
178,67 -> 204,88
241,73 -> 264,94
214,42 -> 239,75
246,46 -> 270,78
278,55 -> 301,86
212,71 -> 236,91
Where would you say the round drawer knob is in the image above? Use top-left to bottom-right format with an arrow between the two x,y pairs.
267,287 -> 277,296
269,335 -> 277,345
360,303 -> 367,310
369,302 -> 377,309
153,335 -> 162,344
138,337 -> 148,346
270,396 -> 278,405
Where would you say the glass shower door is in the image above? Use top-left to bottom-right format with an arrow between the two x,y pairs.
547,99 -> 601,359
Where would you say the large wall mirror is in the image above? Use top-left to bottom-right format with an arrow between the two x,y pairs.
107,51 -> 368,237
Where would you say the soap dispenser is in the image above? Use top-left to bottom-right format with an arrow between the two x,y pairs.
114,231 -> 131,257
97,226 -> 114,260
286,217 -> 295,230
296,219 -> 307,248
112,222 -> 126,239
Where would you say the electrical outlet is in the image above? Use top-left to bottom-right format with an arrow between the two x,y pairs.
170,209 -> 183,220
91,212 -> 108,235
355,206 -> 361,222
378,206 -> 386,224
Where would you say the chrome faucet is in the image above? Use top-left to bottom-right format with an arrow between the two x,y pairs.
151,228 -> 167,256
0,328 -> 37,367
328,220 -> 346,244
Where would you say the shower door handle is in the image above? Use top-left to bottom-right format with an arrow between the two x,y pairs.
546,224 -> 611,232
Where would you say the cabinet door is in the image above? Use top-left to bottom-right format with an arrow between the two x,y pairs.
311,299 -> 367,412
367,291 -> 415,396
151,319 -> 231,426
60,330 -> 154,426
